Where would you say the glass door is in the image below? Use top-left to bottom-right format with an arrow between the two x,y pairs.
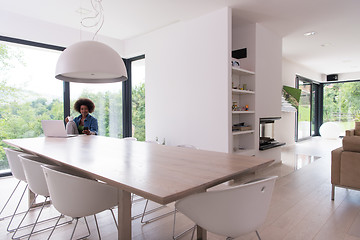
297,79 -> 312,140
295,76 -> 321,141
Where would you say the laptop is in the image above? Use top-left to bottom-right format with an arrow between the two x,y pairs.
41,120 -> 77,138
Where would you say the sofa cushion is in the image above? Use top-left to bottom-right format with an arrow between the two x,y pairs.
342,136 -> 360,152
355,122 -> 360,136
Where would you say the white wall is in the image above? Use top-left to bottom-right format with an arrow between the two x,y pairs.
232,22 -> 283,162
232,23 -> 256,72
254,23 -> 282,163
0,9 -> 124,55
255,23 -> 282,119
276,58 -> 322,145
126,8 -> 231,152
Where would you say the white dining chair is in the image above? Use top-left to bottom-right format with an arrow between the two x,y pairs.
1,148 -> 29,232
173,176 -> 277,240
15,154 -> 71,239
42,165 -> 118,240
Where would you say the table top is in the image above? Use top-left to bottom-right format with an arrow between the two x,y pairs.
3,136 -> 273,204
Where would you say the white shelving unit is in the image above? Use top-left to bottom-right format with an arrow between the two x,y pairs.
232,130 -> 255,136
231,67 -> 255,75
231,66 -> 255,155
232,89 -> 255,94
232,110 -> 255,114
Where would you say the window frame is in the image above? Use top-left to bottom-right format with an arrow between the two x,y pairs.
123,54 -> 145,138
0,35 -> 143,176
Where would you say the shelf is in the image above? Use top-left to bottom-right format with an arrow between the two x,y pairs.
232,111 -> 255,114
231,67 -> 255,76
232,130 -> 254,135
232,89 -> 255,94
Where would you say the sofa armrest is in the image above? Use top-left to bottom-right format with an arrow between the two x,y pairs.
331,147 -> 343,185
346,129 -> 355,136
343,136 -> 360,152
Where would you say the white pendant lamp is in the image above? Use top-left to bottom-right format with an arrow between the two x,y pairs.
55,0 -> 128,83
55,41 -> 127,83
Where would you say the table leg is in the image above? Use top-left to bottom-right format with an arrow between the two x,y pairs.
118,189 -> 131,240
197,225 -> 207,240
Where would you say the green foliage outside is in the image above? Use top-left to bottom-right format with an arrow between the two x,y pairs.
298,105 -> 310,122
323,82 -> 360,131
0,44 -> 146,171
132,83 -> 145,141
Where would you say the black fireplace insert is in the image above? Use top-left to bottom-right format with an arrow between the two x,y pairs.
259,117 -> 285,150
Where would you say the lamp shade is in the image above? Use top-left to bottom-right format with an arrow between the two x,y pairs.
55,41 -> 128,83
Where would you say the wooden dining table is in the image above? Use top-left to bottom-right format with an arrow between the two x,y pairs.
3,135 -> 274,240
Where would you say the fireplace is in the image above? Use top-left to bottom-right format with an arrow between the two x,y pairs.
259,117 -> 285,150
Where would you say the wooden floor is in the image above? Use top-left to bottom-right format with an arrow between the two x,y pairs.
1,137 -> 360,240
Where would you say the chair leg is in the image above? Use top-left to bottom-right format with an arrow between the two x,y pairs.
190,226 -> 196,240
256,230 -> 262,240
132,199 -> 165,220
23,196 -> 49,239
70,217 -> 91,240
109,208 -> 118,230
70,218 -> 79,240
172,209 -> 196,240
47,214 -> 63,240
331,184 -> 335,200
11,194 -> 39,239
94,214 -> 101,240
0,180 -> 21,221
82,217 -> 91,240
140,199 -> 174,224
12,196 -> 72,240
7,184 -> 28,232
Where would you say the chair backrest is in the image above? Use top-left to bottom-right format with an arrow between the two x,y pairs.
19,154 -> 53,197
42,165 -> 118,218
4,148 -> 27,182
175,176 -> 277,238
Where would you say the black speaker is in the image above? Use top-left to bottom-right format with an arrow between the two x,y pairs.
327,74 -> 338,81
232,48 -> 247,59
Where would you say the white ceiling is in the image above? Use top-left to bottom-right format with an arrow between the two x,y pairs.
1,0 -> 360,75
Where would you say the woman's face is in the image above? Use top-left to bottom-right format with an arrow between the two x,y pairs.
80,105 -> 89,117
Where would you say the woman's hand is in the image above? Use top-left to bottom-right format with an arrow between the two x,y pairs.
82,129 -> 93,135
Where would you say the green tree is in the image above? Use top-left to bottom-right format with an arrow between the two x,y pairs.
323,82 -> 360,131
132,83 -> 145,141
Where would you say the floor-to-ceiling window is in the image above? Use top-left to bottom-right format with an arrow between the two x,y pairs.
70,82 -> 123,138
0,38 -> 63,175
0,36 -> 146,176
296,76 -> 320,141
297,79 -> 312,140
295,76 -> 360,140
323,81 -> 360,136
131,57 -> 145,141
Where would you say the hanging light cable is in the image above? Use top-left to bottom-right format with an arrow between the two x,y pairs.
55,0 -> 127,83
